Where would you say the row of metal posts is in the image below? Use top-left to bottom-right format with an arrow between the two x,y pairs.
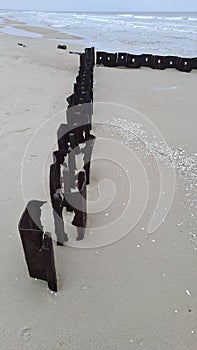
96,51 -> 197,72
18,47 -> 95,292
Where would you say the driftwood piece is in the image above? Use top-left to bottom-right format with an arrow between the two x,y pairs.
57,44 -> 67,50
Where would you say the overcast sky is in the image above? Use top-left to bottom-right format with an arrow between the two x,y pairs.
0,0 -> 196,12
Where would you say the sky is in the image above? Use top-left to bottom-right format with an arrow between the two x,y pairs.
0,0 -> 196,12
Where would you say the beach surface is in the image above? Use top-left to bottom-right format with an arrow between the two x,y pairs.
0,22 -> 197,350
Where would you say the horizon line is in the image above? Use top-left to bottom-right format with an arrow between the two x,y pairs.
0,9 -> 197,13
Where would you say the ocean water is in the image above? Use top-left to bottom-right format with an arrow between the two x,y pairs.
0,10 -> 197,56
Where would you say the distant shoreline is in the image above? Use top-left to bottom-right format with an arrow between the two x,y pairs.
1,10 -> 197,56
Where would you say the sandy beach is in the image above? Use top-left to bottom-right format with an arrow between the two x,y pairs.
0,22 -> 197,350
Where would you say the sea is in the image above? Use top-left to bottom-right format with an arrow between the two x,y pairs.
0,10 -> 197,57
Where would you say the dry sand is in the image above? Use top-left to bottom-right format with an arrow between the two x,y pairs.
0,23 -> 197,350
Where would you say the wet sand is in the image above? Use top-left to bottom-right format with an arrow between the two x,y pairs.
13,24 -> 83,40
